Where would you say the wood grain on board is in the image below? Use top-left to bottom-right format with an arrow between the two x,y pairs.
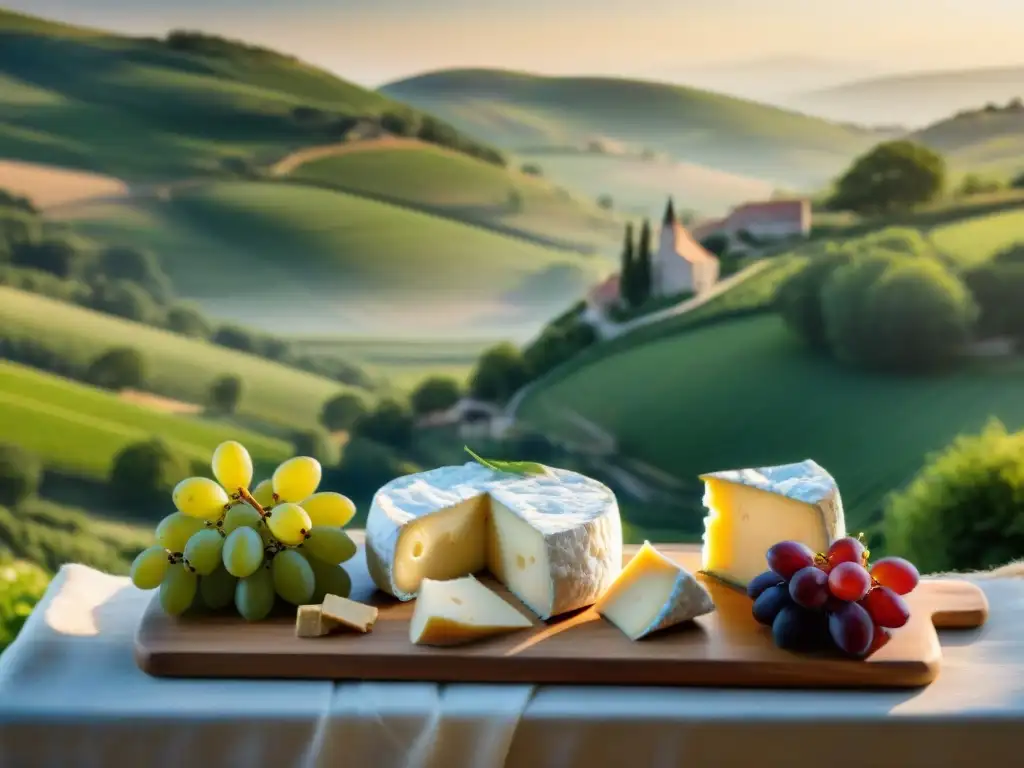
136,544 -> 989,689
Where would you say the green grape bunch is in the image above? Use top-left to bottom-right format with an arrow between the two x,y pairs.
130,441 -> 357,621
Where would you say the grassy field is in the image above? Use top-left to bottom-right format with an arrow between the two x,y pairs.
60,181 -> 608,336
0,286 -> 352,428
380,68 -> 881,186
0,360 -> 291,480
930,208 -> 1024,267
517,314 -> 1024,538
285,142 -> 622,252
0,9 -> 453,180
293,336 -> 491,391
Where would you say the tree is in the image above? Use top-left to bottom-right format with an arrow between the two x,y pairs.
829,140 -> 946,215
884,420 -> 1024,573
993,242 -> 1024,265
619,223 -> 637,308
634,219 -> 653,305
11,237 -> 82,278
90,278 -> 159,323
0,444 -> 42,507
777,251 -> 853,351
109,438 -> 191,509
208,374 -> 242,414
597,194 -> 613,211
352,398 -> 415,450
857,259 -> 976,373
962,262 -> 1024,339
410,376 -> 462,416
96,246 -> 173,303
166,304 -> 211,338
468,343 -> 530,404
85,347 -> 146,391
822,254 -> 975,373
320,392 -> 367,432
212,325 -> 258,354
520,163 -> 543,177
700,233 -> 730,258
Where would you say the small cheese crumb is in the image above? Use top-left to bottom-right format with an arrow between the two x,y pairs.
322,593 -> 379,633
295,604 -> 328,638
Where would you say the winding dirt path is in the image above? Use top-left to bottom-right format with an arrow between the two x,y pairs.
268,136 -> 434,177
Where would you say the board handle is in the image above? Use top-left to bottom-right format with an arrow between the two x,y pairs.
926,579 -> 989,629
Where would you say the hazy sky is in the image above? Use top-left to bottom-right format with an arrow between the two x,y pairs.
7,0 -> 1024,86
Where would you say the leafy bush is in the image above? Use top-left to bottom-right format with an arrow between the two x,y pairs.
962,261 -> 1024,339
821,253 -> 902,365
830,140 -> 946,215
410,376 -> 462,416
333,438 -> 420,499
884,420 -> 1024,573
166,304 -> 212,339
777,250 -> 853,351
208,374 -> 243,414
352,399 -> 415,450
854,259 -> 977,373
108,439 -> 192,510
469,343 -> 531,404
320,392 -> 368,432
0,444 -> 42,508
84,347 -> 147,390
0,555 -> 49,653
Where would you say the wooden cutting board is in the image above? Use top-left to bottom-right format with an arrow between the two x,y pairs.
135,544 -> 989,689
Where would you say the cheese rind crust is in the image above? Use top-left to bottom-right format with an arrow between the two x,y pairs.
365,462 -> 622,620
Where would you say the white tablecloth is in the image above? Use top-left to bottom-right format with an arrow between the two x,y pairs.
1,549 -> 1022,768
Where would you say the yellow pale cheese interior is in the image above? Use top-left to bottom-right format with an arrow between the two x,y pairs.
595,541 -> 683,640
702,477 -> 834,587
409,575 -> 533,646
388,495 -> 554,618
321,593 -> 378,633
295,605 -> 327,638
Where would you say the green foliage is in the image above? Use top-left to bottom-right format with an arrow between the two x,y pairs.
0,554 -> 49,653
108,438 -> 192,510
885,420 -> 1024,573
84,347 -> 146,391
700,234 -> 730,258
11,237 -> 84,279
410,376 -> 462,416
993,242 -> 1024,264
956,173 -> 1002,198
352,398 -> 415,450
165,304 -> 211,338
822,254 -> 976,373
830,140 -> 947,215
853,226 -> 934,258
635,219 -> 653,306
95,246 -> 173,304
320,392 -> 368,432
0,444 -> 42,508
334,437 -> 420,496
208,374 -> 243,414
619,222 -> 636,308
777,250 -> 853,351
291,427 -> 333,465
962,261 -> 1024,339
523,317 -> 597,378
469,343 -> 531,404
0,188 -> 36,214
89,278 -> 161,323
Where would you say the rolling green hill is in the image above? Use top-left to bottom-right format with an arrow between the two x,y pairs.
0,9 -> 491,180
910,104 -> 1024,178
283,141 -> 621,251
516,314 -> 1024,539
0,285 -> 354,428
59,180 -> 609,336
0,360 -> 290,481
379,68 -> 880,187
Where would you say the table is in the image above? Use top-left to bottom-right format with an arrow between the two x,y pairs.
1,541 -> 1022,768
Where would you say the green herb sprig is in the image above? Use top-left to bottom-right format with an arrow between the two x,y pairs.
464,446 -> 548,476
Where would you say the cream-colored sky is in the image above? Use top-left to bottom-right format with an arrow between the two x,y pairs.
8,0 -> 1024,85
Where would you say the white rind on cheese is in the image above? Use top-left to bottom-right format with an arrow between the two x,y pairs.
409,575 -> 533,646
365,462 -> 622,620
596,541 -> 714,640
699,460 -> 846,587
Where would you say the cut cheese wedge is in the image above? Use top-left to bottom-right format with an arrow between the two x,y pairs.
409,575 -> 533,647
596,541 -> 714,640
322,593 -> 378,633
700,460 -> 846,588
295,605 -> 328,638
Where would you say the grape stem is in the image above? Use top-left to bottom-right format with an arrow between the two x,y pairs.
237,487 -> 268,518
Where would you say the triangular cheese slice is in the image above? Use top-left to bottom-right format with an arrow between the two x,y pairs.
322,594 -> 378,633
409,575 -> 534,646
595,541 -> 714,640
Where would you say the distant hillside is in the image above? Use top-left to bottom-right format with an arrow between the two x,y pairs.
380,68 -> 880,188
794,66 -> 1024,128
0,9 -> 500,180
911,102 -> 1024,178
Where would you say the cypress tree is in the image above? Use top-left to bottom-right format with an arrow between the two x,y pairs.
636,218 -> 653,305
619,222 -> 637,307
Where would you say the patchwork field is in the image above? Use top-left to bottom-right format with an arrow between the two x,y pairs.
0,360 -> 291,480
0,286 -> 351,428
